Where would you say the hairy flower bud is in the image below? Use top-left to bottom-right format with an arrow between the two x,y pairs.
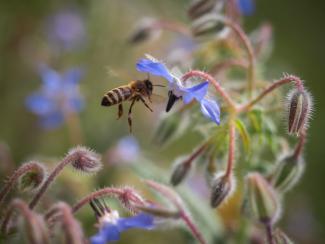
210,172 -> 235,208
191,13 -> 227,38
271,155 -> 305,193
170,158 -> 192,186
287,89 -> 312,136
67,146 -> 102,173
246,173 -> 280,223
128,18 -> 160,44
273,228 -> 294,244
187,0 -> 225,20
18,162 -> 47,192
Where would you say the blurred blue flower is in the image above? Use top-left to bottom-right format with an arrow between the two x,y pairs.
136,57 -> 220,124
26,65 -> 84,129
47,9 -> 86,50
90,211 -> 154,244
237,0 -> 255,16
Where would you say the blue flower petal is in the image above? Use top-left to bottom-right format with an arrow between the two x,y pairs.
63,68 -> 83,85
200,98 -> 220,125
91,224 -> 120,244
237,0 -> 255,16
39,111 -> 64,129
136,58 -> 174,82
117,213 -> 154,231
25,93 -> 56,115
39,65 -> 62,93
182,81 -> 209,104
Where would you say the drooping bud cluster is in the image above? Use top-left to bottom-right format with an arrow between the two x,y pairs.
210,172 -> 235,208
18,162 -> 47,192
67,146 -> 102,174
246,173 -> 280,224
287,89 -> 312,136
128,18 -> 161,44
170,157 -> 192,186
187,0 -> 225,20
271,155 -> 305,193
191,13 -> 226,38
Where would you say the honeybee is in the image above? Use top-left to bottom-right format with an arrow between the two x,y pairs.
101,79 -> 163,132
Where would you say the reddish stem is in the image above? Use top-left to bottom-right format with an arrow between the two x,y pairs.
180,211 -> 206,244
264,221 -> 275,244
225,122 -> 236,178
28,155 -> 74,209
152,19 -> 191,37
0,161 -> 44,208
182,70 -> 237,110
238,74 -> 304,112
72,187 -> 145,213
184,142 -> 208,166
293,130 -> 306,160
224,18 -> 256,97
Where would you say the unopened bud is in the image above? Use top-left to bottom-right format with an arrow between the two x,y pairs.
191,13 -> 227,38
128,18 -> 161,44
210,172 -> 235,208
287,89 -> 312,136
187,0 -> 225,20
67,146 -> 102,174
18,162 -> 46,192
271,155 -> 305,193
170,158 -> 192,186
273,228 -> 294,244
246,173 -> 280,223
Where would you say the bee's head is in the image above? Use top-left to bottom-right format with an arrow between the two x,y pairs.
144,79 -> 153,93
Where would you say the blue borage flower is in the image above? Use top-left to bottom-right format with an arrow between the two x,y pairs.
136,55 -> 220,125
237,0 -> 255,16
90,201 -> 154,244
26,65 -> 84,129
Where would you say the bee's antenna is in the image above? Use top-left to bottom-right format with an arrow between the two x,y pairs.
153,84 -> 166,87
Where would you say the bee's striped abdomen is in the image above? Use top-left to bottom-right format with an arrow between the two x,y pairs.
101,86 -> 132,106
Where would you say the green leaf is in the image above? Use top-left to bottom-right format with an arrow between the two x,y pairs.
235,119 -> 251,154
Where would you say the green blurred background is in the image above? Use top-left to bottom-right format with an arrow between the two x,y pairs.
0,0 -> 324,243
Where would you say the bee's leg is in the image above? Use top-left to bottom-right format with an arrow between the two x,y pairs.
139,96 -> 153,112
128,98 -> 137,133
117,103 -> 123,119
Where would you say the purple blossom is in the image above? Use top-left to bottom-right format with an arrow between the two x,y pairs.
46,9 -> 86,50
25,65 -> 84,129
237,0 -> 255,16
89,199 -> 154,244
136,56 -> 220,125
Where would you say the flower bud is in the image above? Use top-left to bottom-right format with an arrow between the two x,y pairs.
128,18 -> 160,44
210,172 -> 235,208
287,89 -> 312,136
18,162 -> 47,192
191,13 -> 227,38
170,158 -> 192,186
187,0 -> 225,20
246,173 -> 280,223
271,155 -> 305,193
273,228 -> 294,244
67,146 -> 102,173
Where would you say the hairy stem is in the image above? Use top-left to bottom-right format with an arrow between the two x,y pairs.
182,70 -> 237,110
1,199 -> 49,244
293,130 -> 306,160
72,187 -> 145,213
152,19 -> 191,37
180,211 -> 206,244
0,162 -> 44,209
264,221 -> 275,244
238,74 -> 304,112
29,155 -> 75,209
225,122 -> 236,178
185,142 -> 209,167
224,18 -> 256,98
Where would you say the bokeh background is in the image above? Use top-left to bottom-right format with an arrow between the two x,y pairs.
0,0 -> 324,243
